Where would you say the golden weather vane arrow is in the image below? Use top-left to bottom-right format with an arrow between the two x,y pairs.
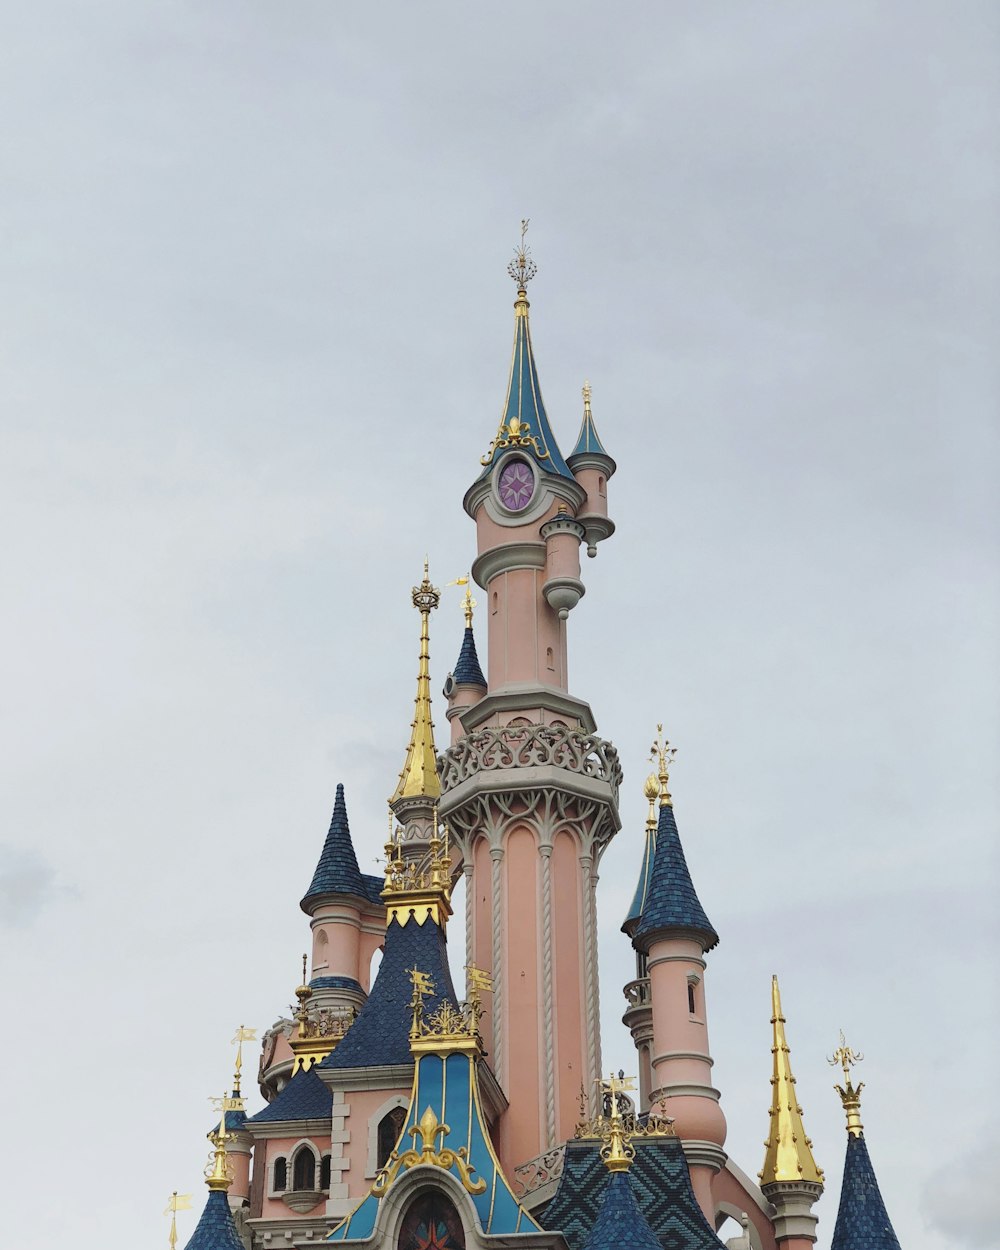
164,1191 -> 192,1250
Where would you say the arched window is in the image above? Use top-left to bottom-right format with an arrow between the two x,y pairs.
292,1147 -> 316,1191
687,982 -> 697,1015
377,1106 -> 408,1170
320,1154 -> 331,1190
491,591 -> 498,615
272,1156 -> 287,1192
545,646 -> 554,670
398,1192 -> 466,1250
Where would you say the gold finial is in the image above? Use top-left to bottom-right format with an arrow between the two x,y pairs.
760,976 -> 824,1186
205,1093 -> 233,1192
164,1192 -> 192,1250
649,723 -> 677,807
642,771 -> 660,831
600,1072 -> 637,1173
408,965 -> 435,1036
829,1031 -> 865,1137
230,1025 -> 257,1098
391,562 -> 442,804
508,218 -> 537,292
582,379 -> 592,413
447,575 -> 476,628
294,954 -> 313,1033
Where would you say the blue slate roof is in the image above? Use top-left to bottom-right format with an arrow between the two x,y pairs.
831,1134 -> 902,1250
569,408 -> 610,459
362,874 -> 385,907
544,1137 -> 726,1250
581,1170 -> 662,1250
310,975 -> 364,994
182,1189 -> 244,1250
320,914 -> 458,1070
205,1106 -> 248,1137
301,784 -> 366,912
247,1067 -> 332,1125
330,1050 -> 540,1241
623,822 -> 656,934
634,804 -> 718,952
483,296 -> 574,481
453,626 -> 486,687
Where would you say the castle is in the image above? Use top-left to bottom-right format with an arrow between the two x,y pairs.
170,233 -> 902,1250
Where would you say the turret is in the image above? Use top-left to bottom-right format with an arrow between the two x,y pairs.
621,771 -> 661,1108
632,727 -> 724,1223
759,977 -> 824,1248
829,1037 -> 902,1250
182,1099 -> 246,1250
566,381 -> 616,558
444,578 -> 487,745
300,784 -> 370,1015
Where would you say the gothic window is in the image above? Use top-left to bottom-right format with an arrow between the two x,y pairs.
397,1191 -> 466,1250
320,1154 -> 331,1190
292,1147 -> 316,1191
377,1106 -> 408,1169
272,1156 -> 287,1192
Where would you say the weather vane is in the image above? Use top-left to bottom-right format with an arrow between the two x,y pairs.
507,218 -> 538,289
649,723 -> 677,805
447,574 -> 477,627
164,1191 -> 192,1250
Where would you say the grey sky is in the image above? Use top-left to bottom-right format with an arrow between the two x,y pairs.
1,4 -> 997,1248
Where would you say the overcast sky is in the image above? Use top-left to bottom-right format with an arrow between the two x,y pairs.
1,5 -> 997,1249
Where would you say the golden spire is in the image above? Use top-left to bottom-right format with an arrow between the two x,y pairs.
642,772 -> 659,832
829,1031 -> 865,1137
230,1024 -> 257,1098
600,1072 -> 637,1173
164,1192 -> 192,1250
392,560 -> 442,803
649,723 -> 677,807
447,575 -> 476,628
760,976 -> 824,1186
582,379 -> 593,416
205,1094 -> 232,1192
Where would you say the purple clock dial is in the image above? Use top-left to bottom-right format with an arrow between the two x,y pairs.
497,459 -> 535,511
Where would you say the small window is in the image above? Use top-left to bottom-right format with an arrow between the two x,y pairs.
319,1154 -> 331,1190
292,1148 -> 316,1191
492,590 -> 498,615
598,475 -> 606,496
636,950 -> 648,979
546,646 -> 554,670
687,983 -> 697,1015
377,1106 -> 408,1170
273,1156 -> 287,1192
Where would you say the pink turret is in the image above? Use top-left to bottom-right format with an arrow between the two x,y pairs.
439,228 -> 621,1175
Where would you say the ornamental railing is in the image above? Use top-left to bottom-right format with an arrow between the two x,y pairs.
438,725 -> 622,801
511,1144 -> 565,1198
623,977 -> 651,1008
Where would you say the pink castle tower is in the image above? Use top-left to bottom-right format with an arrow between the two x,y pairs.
438,224 -> 621,1174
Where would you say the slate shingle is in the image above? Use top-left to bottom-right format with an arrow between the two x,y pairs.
831,1134 -> 902,1250
247,1067 -> 332,1125
634,804 -> 718,952
453,626 -> 486,687
301,784 -> 366,911
182,1189 -> 244,1250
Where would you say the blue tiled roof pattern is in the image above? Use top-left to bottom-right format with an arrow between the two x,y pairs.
623,824 -> 656,933
247,1067 -> 332,1124
310,975 -> 363,994
182,1189 -> 244,1250
543,1137 -> 726,1250
321,915 -> 458,1070
205,1108 -> 248,1137
831,1134 -> 902,1250
581,1170 -> 662,1250
634,804 -> 718,952
362,874 -> 385,907
301,784 -> 366,911
454,626 -> 486,687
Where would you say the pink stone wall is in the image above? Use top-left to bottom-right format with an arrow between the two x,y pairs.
501,826 -> 542,1166
552,829 -> 586,1139
712,1169 -> 778,1250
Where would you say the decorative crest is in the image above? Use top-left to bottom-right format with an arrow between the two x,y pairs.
289,953 -> 355,1073
164,1192 -> 192,1250
408,965 -> 436,1036
507,218 -> 537,290
372,1103 -> 487,1196
829,1031 -> 865,1137
576,1069 -> 674,1142
642,771 -> 660,831
649,724 -> 677,807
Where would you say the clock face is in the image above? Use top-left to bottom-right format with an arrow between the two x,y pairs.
497,458 -> 534,511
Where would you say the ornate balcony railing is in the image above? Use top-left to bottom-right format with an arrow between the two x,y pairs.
438,725 -> 622,801
623,977 -> 651,1008
511,1144 -> 566,1198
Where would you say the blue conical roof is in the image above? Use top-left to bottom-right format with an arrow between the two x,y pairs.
581,1170 -> 662,1250
453,625 -> 486,687
622,821 -> 656,934
182,1189 -> 244,1250
481,293 -> 574,480
831,1134 -> 902,1250
634,803 -> 718,951
570,407 -> 609,459
301,784 -> 366,911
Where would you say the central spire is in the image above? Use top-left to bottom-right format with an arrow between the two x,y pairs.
391,561 -> 441,804
760,976 -> 823,1185
479,221 -> 573,479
